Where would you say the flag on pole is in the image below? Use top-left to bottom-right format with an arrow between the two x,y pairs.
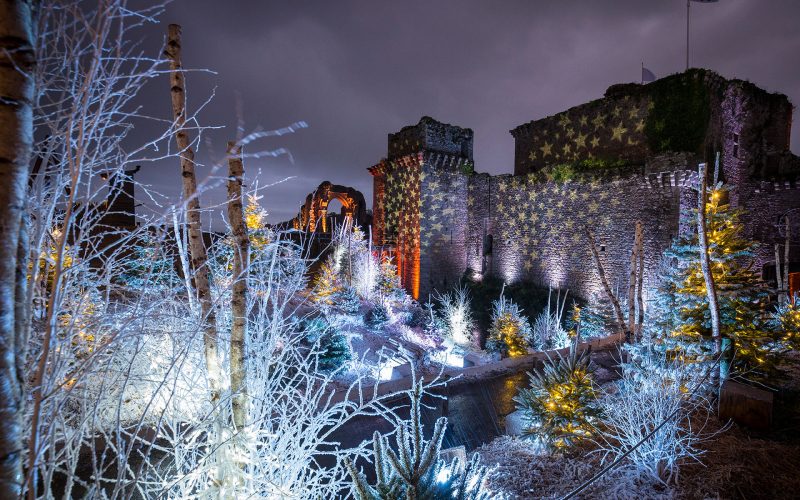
641,65 -> 656,84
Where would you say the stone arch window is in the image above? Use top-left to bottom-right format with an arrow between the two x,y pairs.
297,181 -> 368,233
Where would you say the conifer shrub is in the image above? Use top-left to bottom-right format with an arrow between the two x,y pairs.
366,302 -> 391,329
312,256 -> 341,306
486,296 -> 533,357
565,302 -> 611,340
772,299 -> 800,348
513,344 -> 600,450
300,316 -> 352,372
121,232 -> 180,291
346,381 -> 493,499
335,286 -> 362,315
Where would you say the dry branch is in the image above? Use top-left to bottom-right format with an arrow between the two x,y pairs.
587,228 -> 630,340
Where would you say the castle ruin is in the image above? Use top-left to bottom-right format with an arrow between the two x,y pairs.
368,69 -> 800,302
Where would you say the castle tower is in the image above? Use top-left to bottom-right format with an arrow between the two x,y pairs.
369,117 -> 474,299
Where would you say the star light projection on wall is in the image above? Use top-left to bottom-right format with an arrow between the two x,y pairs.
517,95 -> 654,172
481,175 -> 619,287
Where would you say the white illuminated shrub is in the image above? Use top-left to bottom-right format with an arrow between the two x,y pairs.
436,285 -> 475,346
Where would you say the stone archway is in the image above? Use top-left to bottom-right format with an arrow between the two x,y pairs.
295,181 -> 368,232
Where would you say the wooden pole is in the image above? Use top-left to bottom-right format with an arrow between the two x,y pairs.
628,221 -> 643,338
587,229 -> 630,341
784,215 -> 791,302
697,162 -> 722,378
636,227 -> 645,340
775,243 -> 784,303
165,24 -> 221,403
226,142 -> 249,430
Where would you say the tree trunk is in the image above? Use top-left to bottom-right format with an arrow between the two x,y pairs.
775,243 -> 784,303
587,229 -> 630,340
226,141 -> 249,430
628,221 -> 643,339
164,24 -> 221,403
636,227 -> 645,340
0,1 -> 36,495
784,215 -> 791,302
697,162 -> 722,376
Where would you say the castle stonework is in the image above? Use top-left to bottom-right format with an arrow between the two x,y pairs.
369,70 -> 800,302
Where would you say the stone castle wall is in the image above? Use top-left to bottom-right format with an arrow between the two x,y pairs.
510,87 -> 652,175
370,70 -> 800,302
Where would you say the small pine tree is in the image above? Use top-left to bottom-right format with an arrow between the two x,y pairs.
335,286 -> 362,315
772,299 -> 800,348
244,193 -> 271,251
301,316 -> 352,372
366,302 -> 391,329
345,381 -> 492,499
319,330 -> 351,372
312,256 -> 341,306
513,344 -> 600,450
121,232 -> 179,291
377,255 -> 405,302
565,302 -> 610,340
486,295 -> 533,358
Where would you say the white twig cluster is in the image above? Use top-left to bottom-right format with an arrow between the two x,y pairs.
19,2 -> 440,498
595,348 -> 721,485
435,285 -> 474,346
533,287 -> 570,349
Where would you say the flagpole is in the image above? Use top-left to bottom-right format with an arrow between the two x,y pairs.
686,0 -> 690,70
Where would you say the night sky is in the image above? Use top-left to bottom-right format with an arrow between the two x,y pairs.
131,0 -> 800,228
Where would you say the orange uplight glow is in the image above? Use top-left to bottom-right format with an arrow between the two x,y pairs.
411,246 -> 420,300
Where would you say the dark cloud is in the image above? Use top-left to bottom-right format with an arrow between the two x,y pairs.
129,0 -> 800,227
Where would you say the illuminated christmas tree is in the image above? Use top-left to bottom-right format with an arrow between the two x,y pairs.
655,183 -> 779,376
513,344 -> 599,450
244,193 -> 270,251
312,256 -> 341,306
377,255 -> 404,302
486,295 -> 533,358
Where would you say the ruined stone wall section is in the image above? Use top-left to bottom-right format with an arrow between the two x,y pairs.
739,181 -> 800,277
511,91 -> 652,175
461,167 -> 698,302
389,116 -> 474,160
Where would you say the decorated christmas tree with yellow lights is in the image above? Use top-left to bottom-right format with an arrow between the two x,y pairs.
486,295 -> 533,357
656,182 -> 781,376
513,343 -> 599,450
244,193 -> 271,251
